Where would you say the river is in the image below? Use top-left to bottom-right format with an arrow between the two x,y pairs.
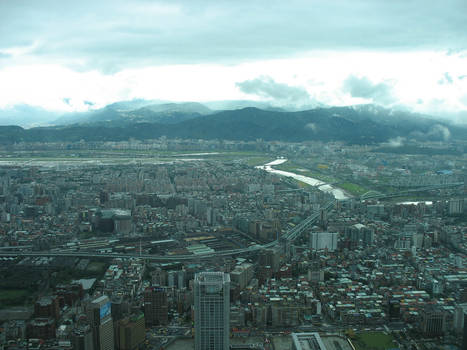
256,158 -> 349,200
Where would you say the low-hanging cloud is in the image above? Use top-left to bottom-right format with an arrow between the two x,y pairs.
236,76 -> 311,106
429,124 -> 451,141
386,136 -> 405,147
343,75 -> 396,106
305,123 -> 318,132
410,124 -> 451,141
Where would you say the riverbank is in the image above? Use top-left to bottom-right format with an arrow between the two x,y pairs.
257,159 -> 351,200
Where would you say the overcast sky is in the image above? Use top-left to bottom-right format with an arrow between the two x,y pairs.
1,0 -> 467,121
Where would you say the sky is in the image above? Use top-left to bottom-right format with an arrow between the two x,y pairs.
1,0 -> 467,123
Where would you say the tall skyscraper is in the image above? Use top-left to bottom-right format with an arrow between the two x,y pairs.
144,286 -> 168,326
71,324 -> 94,350
116,313 -> 146,350
463,308 -> 467,350
194,272 -> 230,350
87,295 -> 114,350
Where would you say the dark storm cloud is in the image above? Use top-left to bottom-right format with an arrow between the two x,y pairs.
1,0 -> 467,72
236,76 -> 311,104
343,76 -> 396,105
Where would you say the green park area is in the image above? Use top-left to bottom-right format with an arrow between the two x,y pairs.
0,289 -> 31,308
352,332 -> 397,350
87,261 -> 107,274
244,156 -> 275,166
339,182 -> 368,196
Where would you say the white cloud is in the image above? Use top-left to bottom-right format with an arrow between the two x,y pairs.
236,76 -> 313,107
0,51 -> 466,125
0,0 -> 466,124
343,76 -> 396,106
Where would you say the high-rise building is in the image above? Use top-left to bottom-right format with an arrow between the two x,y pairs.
144,287 -> 168,326
309,232 -> 338,251
116,313 -> 145,350
455,303 -> 467,334
259,247 -> 281,273
34,295 -> 60,321
194,272 -> 230,350
448,198 -> 464,216
421,306 -> 445,336
71,325 -> 94,350
151,267 -> 167,286
87,295 -> 114,350
463,308 -> 467,350
26,318 -> 56,340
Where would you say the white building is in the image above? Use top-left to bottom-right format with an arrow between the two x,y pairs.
309,232 -> 338,251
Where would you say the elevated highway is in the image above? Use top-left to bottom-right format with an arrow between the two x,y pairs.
0,202 -> 335,262
0,241 -> 278,262
360,182 -> 463,201
2,182 -> 458,262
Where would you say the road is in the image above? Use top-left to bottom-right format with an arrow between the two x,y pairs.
0,201 -> 335,262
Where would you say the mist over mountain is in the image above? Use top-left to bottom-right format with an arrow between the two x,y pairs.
0,105 -> 60,127
0,100 -> 299,127
203,100 -> 289,112
52,101 -> 213,126
0,102 -> 465,145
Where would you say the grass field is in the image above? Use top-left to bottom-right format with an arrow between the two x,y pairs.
339,182 -> 369,196
87,261 -> 107,273
271,162 -> 339,183
244,156 -> 275,166
294,179 -> 312,188
352,332 -> 396,350
0,289 -> 31,307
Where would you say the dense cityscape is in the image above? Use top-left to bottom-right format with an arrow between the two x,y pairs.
0,139 -> 465,350
2,0 -> 467,349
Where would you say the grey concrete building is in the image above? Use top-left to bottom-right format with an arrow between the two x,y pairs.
194,272 -> 230,350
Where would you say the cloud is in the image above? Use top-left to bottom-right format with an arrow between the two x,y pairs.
1,0 -> 467,72
410,124 -> 451,141
429,124 -> 451,141
342,76 -> 396,106
236,76 -> 311,106
385,136 -> 406,147
305,123 -> 318,132
1,0 -> 466,119
438,72 -> 454,84
444,72 -> 453,84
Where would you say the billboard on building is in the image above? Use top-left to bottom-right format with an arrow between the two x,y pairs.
100,301 -> 111,320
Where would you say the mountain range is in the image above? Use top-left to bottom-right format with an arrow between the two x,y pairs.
0,100 -> 465,145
